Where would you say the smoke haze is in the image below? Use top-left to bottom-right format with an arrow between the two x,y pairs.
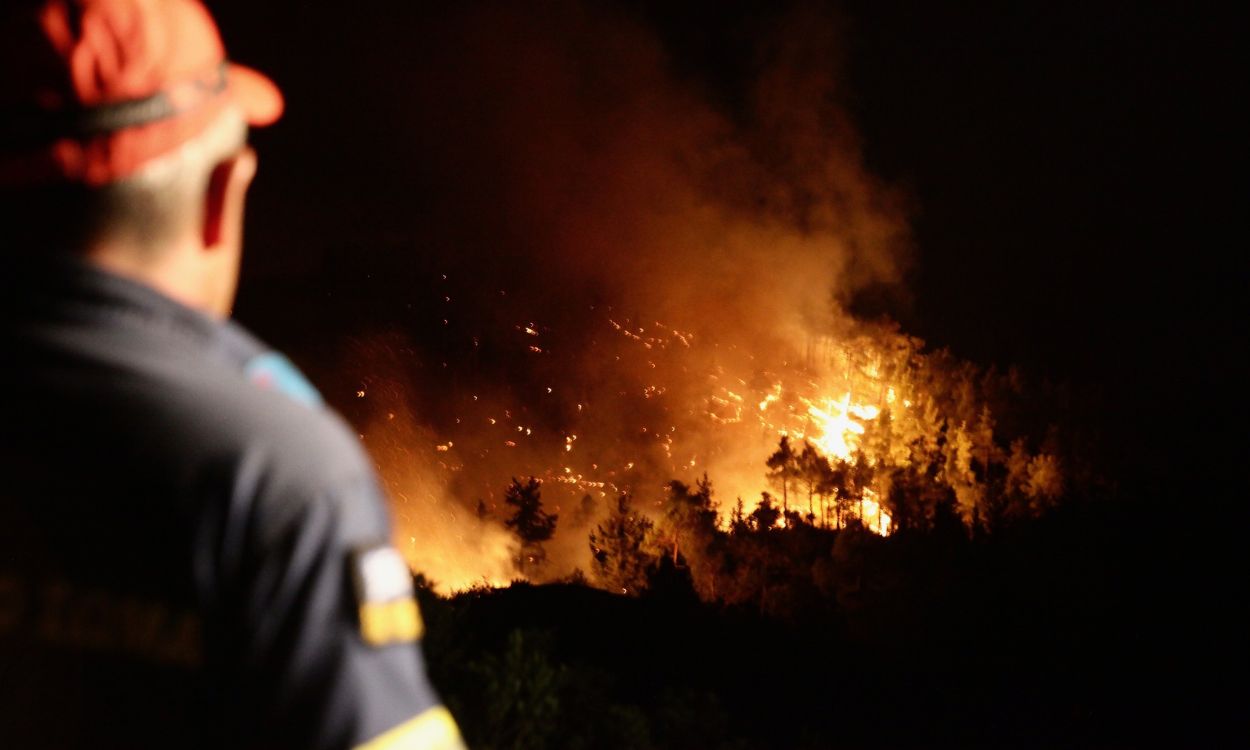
267,1 -> 916,587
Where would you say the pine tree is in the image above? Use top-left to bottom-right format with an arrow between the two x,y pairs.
661,475 -> 718,563
748,493 -> 781,531
851,450 -> 876,525
828,458 -> 854,529
796,441 -> 828,521
588,494 -> 656,596
504,477 -> 558,578
730,498 -> 750,535
766,435 -> 801,514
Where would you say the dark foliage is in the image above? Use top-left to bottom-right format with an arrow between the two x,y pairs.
504,477 -> 559,578
418,486 -> 1232,748
589,494 -> 656,596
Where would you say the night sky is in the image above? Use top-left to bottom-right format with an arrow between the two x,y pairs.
212,0 -> 1240,491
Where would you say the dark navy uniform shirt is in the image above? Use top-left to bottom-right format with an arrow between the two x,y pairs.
0,258 -> 464,749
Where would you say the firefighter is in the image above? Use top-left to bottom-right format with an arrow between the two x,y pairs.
0,2 -> 465,748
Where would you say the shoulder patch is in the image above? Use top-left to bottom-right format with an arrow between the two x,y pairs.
244,352 -> 324,408
350,544 -> 423,647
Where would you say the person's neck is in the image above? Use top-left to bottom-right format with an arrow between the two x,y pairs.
85,239 -> 220,318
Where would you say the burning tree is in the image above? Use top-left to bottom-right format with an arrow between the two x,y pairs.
588,494 -> 656,596
504,477 -> 558,579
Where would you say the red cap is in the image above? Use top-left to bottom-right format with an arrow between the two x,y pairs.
0,0 -> 284,186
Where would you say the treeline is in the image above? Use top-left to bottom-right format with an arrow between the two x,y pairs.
495,467 -> 982,619
786,329 -> 1084,533
490,417 -> 1080,616
419,484 -> 1217,749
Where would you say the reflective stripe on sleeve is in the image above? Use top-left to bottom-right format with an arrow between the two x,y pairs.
358,598 -> 424,646
353,706 -> 466,750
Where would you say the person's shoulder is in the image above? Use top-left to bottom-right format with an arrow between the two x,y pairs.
155,351 -> 375,493
163,362 -> 392,539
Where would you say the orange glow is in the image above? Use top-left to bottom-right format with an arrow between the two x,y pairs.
859,488 -> 892,536
800,392 -> 880,462
350,298 -> 1056,598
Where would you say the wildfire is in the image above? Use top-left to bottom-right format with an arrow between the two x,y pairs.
422,313 -> 914,547
800,392 -> 881,462
859,488 -> 892,536
354,294 -> 1062,594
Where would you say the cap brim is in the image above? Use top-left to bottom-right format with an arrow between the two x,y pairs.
227,63 -> 284,127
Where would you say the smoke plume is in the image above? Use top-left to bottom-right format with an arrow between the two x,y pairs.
337,1 -> 914,587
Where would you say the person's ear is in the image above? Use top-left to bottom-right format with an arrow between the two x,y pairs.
202,147 -> 258,250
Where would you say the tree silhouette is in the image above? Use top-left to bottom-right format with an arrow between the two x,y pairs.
748,493 -> 781,531
796,441 -> 824,520
729,498 -> 749,535
766,435 -> 801,514
589,494 -> 656,596
828,458 -> 855,528
504,477 -> 558,578
884,464 -> 930,533
661,475 -> 718,566
851,451 -> 877,525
